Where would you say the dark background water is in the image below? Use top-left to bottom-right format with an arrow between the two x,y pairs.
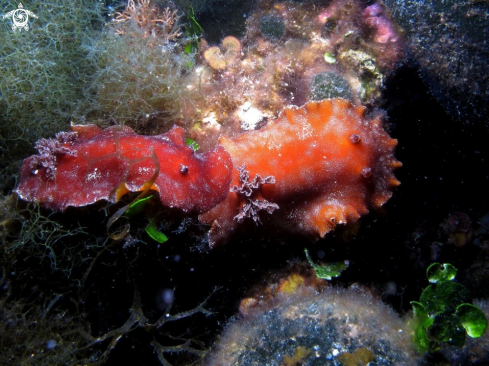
99,64 -> 489,365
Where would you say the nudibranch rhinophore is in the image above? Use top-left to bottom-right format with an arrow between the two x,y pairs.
15,99 -> 401,246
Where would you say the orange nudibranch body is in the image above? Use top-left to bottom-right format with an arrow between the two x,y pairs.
200,98 -> 401,246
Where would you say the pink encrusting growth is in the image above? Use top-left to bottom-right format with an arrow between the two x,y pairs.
362,3 -> 400,44
15,124 -> 233,212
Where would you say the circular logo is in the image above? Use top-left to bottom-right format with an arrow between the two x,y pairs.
2,3 -> 38,32
12,8 -> 29,29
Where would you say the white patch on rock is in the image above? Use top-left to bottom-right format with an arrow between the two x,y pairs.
238,102 -> 267,131
202,111 -> 221,131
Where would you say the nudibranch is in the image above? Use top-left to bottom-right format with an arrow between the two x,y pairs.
15,99 -> 401,247
200,98 -> 401,247
15,124 -> 233,212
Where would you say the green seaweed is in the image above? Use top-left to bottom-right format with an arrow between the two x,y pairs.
145,221 -> 168,243
184,6 -> 204,55
83,0 -> 196,128
125,195 -> 153,217
304,248 -> 348,280
186,137 -> 200,151
0,0 -> 104,193
411,263 -> 488,353
0,196 -> 91,276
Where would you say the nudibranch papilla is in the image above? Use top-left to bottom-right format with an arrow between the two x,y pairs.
15,99 -> 401,246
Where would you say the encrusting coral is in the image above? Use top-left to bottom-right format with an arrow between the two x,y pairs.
183,0 -> 404,148
15,98 -> 401,247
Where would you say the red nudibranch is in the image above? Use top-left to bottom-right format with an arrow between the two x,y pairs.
15,124 -> 233,213
15,99 -> 401,246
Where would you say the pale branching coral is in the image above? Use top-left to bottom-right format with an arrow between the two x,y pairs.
113,0 -> 182,41
29,132 -> 78,180
84,0 -> 194,128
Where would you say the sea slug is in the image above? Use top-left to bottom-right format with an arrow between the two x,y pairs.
15,99 -> 401,246
200,98 -> 401,247
15,124 -> 233,213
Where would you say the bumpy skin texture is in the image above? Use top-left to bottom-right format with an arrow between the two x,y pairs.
200,99 -> 401,247
15,99 -> 400,247
15,125 -> 233,213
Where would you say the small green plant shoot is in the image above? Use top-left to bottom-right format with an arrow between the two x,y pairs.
107,195 -> 168,243
184,6 -> 204,55
411,263 -> 487,353
304,249 -> 348,280
124,195 -> 153,217
145,221 -> 168,243
126,196 -> 168,243
185,138 -> 200,151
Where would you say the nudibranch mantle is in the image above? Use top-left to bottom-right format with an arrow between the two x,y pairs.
15,124 -> 233,213
200,98 -> 401,247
